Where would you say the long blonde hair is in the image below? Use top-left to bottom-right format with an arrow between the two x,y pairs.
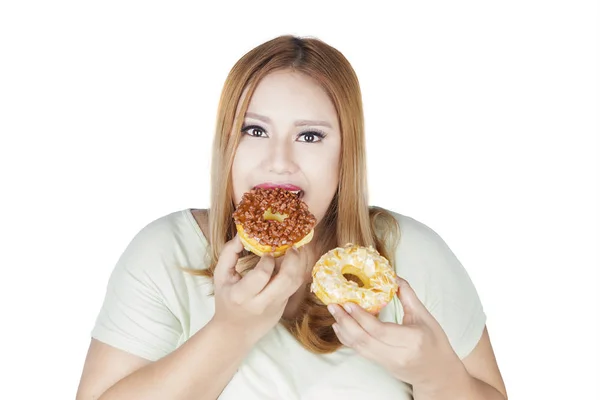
191,35 -> 400,354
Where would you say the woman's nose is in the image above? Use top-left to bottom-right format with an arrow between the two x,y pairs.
267,138 -> 297,175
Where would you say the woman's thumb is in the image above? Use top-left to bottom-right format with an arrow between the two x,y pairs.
395,277 -> 428,324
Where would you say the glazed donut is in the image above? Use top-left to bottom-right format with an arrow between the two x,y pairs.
310,243 -> 398,314
232,187 -> 317,257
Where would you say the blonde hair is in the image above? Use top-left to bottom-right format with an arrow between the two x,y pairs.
191,35 -> 400,354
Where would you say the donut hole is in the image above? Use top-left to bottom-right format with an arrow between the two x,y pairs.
341,265 -> 371,289
343,274 -> 365,287
263,208 -> 288,222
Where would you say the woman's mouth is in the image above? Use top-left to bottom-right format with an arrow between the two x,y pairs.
253,183 -> 305,199
289,189 -> 305,199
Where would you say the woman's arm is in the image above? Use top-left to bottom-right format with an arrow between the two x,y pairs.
76,319 -> 251,400
328,277 -> 508,400
412,327 -> 507,399
461,326 -> 507,399
79,234 -> 309,400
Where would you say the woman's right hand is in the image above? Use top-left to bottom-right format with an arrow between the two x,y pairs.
209,234 -> 307,345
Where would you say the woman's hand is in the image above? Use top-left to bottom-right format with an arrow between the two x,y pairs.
210,235 -> 307,345
328,278 -> 468,395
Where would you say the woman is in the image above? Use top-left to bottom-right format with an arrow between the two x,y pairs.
76,35 -> 507,399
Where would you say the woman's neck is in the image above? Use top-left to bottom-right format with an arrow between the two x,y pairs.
282,282 -> 309,319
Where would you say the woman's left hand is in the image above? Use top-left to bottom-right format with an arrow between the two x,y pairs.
328,277 -> 467,393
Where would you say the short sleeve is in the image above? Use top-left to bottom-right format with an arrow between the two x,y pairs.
390,213 -> 487,360
91,218 -> 183,361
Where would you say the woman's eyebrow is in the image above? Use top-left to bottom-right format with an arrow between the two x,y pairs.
245,112 -> 270,123
294,119 -> 332,128
245,112 -> 332,128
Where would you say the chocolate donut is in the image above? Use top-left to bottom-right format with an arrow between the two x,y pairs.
232,187 -> 317,257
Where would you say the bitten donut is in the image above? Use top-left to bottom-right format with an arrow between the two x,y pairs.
232,187 -> 317,257
310,243 -> 398,314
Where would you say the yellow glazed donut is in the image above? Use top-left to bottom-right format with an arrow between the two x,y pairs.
310,243 -> 398,314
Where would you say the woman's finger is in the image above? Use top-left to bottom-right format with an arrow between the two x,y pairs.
232,254 -> 276,303
329,304 -> 390,360
213,234 -> 244,287
255,247 -> 305,306
396,277 -> 438,327
341,302 -> 409,347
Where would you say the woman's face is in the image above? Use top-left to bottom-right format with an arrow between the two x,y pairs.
231,70 -> 341,224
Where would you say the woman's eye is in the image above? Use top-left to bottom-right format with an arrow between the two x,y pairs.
298,131 -> 325,143
242,126 -> 267,138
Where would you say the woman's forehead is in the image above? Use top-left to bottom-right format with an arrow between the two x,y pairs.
242,71 -> 338,124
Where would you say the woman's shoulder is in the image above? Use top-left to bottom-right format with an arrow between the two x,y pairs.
92,208 -> 212,361
128,208 -> 202,245
114,208 -> 209,274
371,206 -> 463,277
370,206 -> 442,245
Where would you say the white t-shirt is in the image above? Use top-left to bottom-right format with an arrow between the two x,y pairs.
91,208 -> 486,399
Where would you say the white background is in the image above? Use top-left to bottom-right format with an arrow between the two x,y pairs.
1,1 -> 597,399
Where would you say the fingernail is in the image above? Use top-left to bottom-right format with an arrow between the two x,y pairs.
343,303 -> 353,314
327,304 -> 336,315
